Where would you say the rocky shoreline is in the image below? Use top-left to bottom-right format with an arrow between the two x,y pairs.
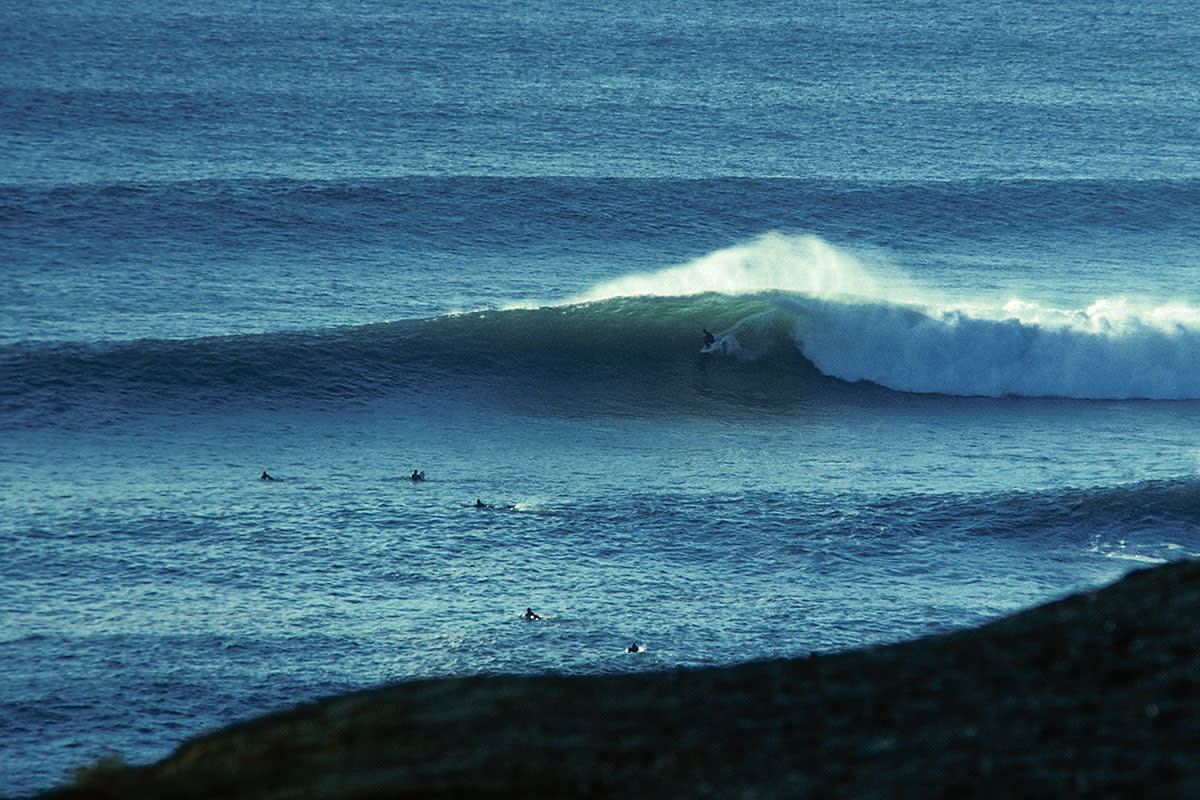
43,560 -> 1200,799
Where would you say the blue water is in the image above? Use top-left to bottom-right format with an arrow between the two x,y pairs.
4,0 -> 1200,795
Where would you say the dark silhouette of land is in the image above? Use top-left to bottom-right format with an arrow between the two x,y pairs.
45,561 -> 1200,799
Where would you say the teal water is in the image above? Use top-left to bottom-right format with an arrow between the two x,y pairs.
4,1 -> 1200,795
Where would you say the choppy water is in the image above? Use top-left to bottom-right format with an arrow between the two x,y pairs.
4,1 -> 1200,795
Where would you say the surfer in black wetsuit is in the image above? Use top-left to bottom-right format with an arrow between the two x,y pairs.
474,499 -> 516,510
703,328 -> 716,348
260,471 -> 278,481
523,607 -> 541,620
626,642 -> 640,653
410,470 -> 425,481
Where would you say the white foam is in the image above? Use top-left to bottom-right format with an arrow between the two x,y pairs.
791,296 -> 1200,399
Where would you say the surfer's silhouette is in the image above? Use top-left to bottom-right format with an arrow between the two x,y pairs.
475,498 -> 515,510
410,470 -> 425,481
523,607 -> 542,620
259,471 -> 278,481
703,329 -> 715,348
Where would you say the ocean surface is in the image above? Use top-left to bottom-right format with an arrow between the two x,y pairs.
4,0 -> 1200,794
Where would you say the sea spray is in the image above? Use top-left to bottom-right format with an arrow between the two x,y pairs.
572,233 -> 882,303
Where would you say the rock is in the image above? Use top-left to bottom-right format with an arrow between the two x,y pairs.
44,560 -> 1200,799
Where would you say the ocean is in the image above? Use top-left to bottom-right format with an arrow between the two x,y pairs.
4,0 -> 1200,794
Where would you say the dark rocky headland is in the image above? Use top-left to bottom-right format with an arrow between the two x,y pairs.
42,561 -> 1200,799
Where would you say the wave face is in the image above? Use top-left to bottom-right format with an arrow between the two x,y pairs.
0,294 -> 826,427
5,234 -> 1200,428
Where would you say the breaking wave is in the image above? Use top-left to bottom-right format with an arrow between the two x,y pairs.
5,235 -> 1200,430
576,233 -> 1200,400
